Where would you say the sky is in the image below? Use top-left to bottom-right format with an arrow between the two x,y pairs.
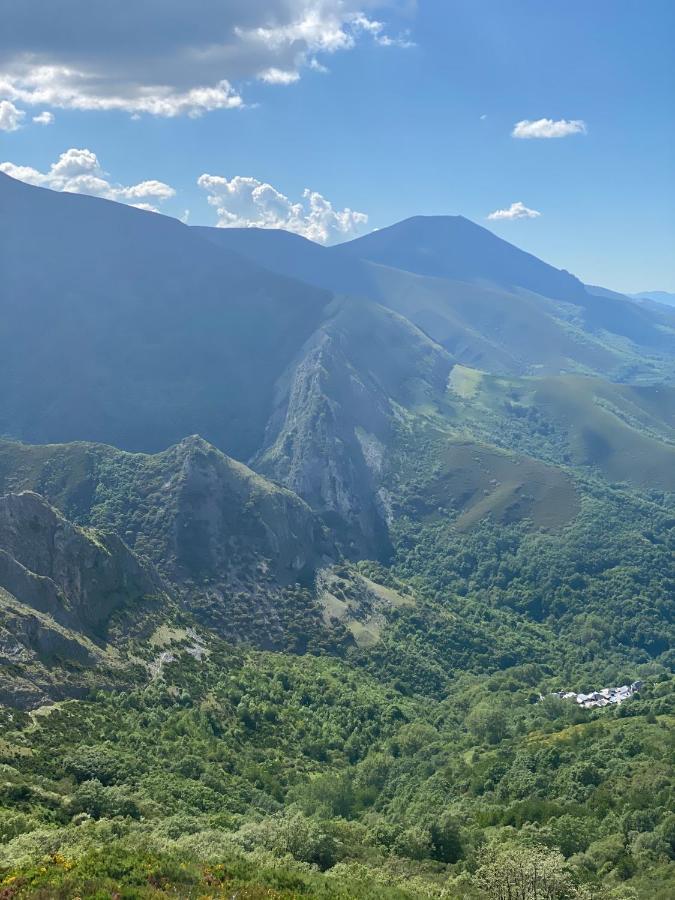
0,0 -> 673,293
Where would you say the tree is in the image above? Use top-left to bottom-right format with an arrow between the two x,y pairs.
475,842 -> 581,899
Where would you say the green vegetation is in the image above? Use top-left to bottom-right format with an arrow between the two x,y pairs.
0,642 -> 672,897
0,186 -> 672,897
1,400 -> 673,897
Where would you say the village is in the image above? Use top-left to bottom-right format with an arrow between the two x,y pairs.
547,680 -> 643,710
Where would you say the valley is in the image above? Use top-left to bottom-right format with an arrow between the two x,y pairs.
0,172 -> 673,899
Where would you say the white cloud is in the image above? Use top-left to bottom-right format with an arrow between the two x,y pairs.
512,118 -> 587,139
197,173 -> 368,244
0,2 -> 412,118
0,148 -> 176,212
0,99 -> 24,131
349,13 -> 415,47
258,67 -> 301,85
487,201 -> 541,221
32,110 -> 54,125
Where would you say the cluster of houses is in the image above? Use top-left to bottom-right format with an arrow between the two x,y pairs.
549,681 -> 643,710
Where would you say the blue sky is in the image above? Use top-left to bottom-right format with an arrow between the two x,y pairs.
1,1 -> 673,292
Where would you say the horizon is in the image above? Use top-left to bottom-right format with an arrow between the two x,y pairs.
1,166 -> 669,301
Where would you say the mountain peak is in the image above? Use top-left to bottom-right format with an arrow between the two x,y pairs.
332,213 -> 587,303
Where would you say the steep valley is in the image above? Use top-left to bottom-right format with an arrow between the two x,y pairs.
0,173 -> 673,899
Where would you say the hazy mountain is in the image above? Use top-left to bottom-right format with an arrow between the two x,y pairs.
631,290 -> 675,308
199,219 -> 675,381
0,171 -> 331,461
334,216 -> 588,302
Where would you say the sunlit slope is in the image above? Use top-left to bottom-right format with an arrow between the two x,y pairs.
447,366 -> 675,491
404,436 -> 579,531
198,217 -> 675,382
363,262 -> 623,376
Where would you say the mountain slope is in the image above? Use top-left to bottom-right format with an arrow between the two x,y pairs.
333,215 -> 588,303
0,172 -> 331,460
632,290 -> 675,308
197,219 -> 675,381
446,366 -> 675,492
253,296 -> 453,555
0,436 -> 338,646
0,491 -> 166,707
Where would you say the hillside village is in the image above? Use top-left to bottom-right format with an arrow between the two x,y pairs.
549,681 -> 643,709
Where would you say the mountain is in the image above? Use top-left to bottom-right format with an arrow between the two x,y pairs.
0,436 -> 338,646
0,174 -> 454,552
631,290 -> 675,308
0,491 -> 165,707
0,183 -> 674,899
333,215 -> 588,303
197,219 -> 675,381
253,296 -> 452,556
0,171 -> 331,462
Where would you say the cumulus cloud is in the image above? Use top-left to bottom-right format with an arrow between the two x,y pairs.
0,99 -> 24,131
0,2 -> 412,117
512,118 -> 587,139
0,148 -> 176,212
197,173 -> 368,244
487,201 -> 541,221
32,110 -> 54,125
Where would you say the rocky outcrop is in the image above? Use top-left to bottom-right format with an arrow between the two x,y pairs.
254,296 -> 453,557
0,492 -> 168,708
0,491 -> 161,637
0,442 -> 337,646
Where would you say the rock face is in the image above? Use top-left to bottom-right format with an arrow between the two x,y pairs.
0,491 -> 160,637
0,491 -> 166,708
0,439 -> 336,644
254,297 -> 453,556
139,436 -> 335,592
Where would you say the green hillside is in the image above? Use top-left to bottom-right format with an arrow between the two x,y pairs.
0,179 -> 673,898
446,367 -> 675,491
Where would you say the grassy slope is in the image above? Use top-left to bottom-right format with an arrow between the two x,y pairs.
446,367 -> 675,492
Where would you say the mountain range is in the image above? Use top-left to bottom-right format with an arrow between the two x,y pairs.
0,170 -> 673,898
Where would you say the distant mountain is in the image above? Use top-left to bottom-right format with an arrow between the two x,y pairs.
333,215 -> 588,303
198,219 -> 675,381
631,290 -> 675,308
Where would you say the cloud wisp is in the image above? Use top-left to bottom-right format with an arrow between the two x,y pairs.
0,2 -> 412,118
487,201 -> 541,221
197,173 -> 368,244
512,118 -> 587,139
32,110 -> 54,125
0,148 -> 176,212
0,99 -> 24,131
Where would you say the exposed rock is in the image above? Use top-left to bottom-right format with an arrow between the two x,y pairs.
0,491 -> 161,637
